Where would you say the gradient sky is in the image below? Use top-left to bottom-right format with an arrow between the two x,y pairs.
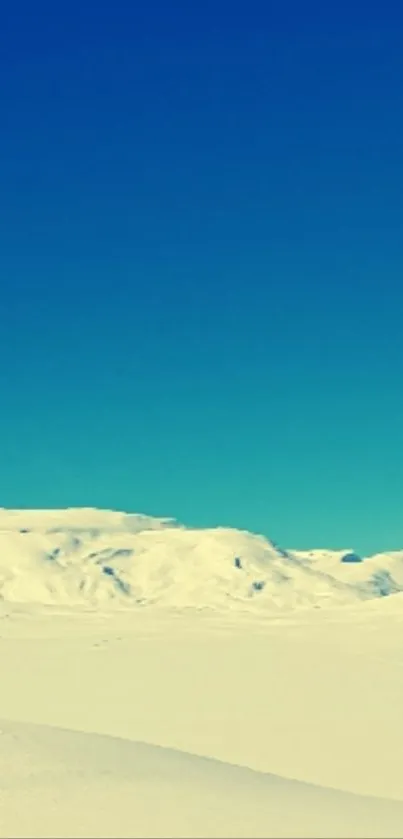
1,1 -> 402,554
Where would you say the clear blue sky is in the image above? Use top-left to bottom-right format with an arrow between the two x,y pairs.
1,0 -> 402,554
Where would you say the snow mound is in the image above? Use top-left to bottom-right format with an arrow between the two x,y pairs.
1,718 -> 403,838
0,509 -> 373,612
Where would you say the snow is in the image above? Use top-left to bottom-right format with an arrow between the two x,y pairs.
294,547 -> 403,596
1,509 -> 403,837
0,507 -> 385,611
2,717 -> 403,839
0,507 -> 177,534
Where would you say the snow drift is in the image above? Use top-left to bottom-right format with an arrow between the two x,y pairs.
2,718 -> 403,838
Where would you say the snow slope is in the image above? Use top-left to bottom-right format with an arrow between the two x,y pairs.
2,717 -> 403,839
2,601 -> 403,837
294,548 -> 403,598
0,507 -> 387,611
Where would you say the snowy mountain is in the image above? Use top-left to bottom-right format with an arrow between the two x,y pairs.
0,508 -> 401,611
294,548 -> 403,599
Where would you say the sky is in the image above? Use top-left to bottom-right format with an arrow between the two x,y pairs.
0,0 -> 402,554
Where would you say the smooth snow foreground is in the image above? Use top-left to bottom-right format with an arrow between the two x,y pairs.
2,603 -> 403,838
2,718 -> 403,839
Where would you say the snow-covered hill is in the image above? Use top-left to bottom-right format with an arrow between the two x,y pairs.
0,508 -> 401,611
294,547 -> 403,598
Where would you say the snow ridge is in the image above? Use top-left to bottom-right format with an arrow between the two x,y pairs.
0,508 -> 401,612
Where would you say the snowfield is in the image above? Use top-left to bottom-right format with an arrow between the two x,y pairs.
1,508 -> 403,838
2,718 -> 403,839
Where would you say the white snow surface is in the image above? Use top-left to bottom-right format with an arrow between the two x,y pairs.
1,507 -> 401,612
2,717 -> 403,839
2,602 -> 403,837
1,509 -> 403,837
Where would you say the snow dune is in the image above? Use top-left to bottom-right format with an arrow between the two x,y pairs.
2,718 -> 403,839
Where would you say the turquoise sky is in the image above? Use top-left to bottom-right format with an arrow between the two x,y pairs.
1,1 -> 402,554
